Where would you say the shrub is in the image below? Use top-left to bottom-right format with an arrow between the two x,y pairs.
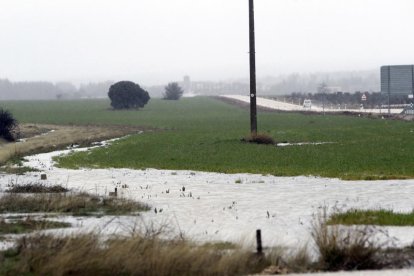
163,82 -> 184,100
0,108 -> 18,141
108,81 -> 150,109
241,133 -> 275,145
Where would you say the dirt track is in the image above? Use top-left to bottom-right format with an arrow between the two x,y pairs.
0,124 -> 148,164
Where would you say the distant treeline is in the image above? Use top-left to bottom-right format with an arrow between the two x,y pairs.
276,91 -> 412,108
264,70 -> 380,95
0,79 -> 170,100
0,79 -> 114,100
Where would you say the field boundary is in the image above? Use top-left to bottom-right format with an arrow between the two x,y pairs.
0,124 -> 149,165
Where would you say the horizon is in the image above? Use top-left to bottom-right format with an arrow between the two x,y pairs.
1,68 -> 381,88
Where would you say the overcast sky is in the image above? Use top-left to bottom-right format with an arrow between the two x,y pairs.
1,0 -> 414,85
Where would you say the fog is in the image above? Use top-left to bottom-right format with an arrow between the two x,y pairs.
1,0 -> 414,86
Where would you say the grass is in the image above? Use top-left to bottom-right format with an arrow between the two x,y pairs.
0,155 -> 39,175
0,217 -> 70,235
201,242 -> 238,251
0,166 -> 38,175
3,97 -> 414,179
328,209 -> 414,226
0,192 -> 149,216
0,233 -> 270,276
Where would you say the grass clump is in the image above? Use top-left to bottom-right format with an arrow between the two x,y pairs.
328,209 -> 414,226
0,233 -> 270,276
241,133 -> 275,145
0,192 -> 149,216
0,217 -> 70,235
6,184 -> 69,193
313,222 -> 382,271
309,209 -> 409,271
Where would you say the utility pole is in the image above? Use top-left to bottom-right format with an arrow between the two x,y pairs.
411,65 -> 414,107
249,0 -> 257,135
318,82 -> 327,116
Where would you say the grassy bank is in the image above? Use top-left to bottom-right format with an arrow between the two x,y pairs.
0,193 -> 149,216
0,218 -> 70,235
3,97 -> 414,179
328,209 -> 414,226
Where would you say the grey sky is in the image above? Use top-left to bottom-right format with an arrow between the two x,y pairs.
1,0 -> 413,85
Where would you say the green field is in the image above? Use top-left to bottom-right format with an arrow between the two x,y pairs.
3,97 -> 414,180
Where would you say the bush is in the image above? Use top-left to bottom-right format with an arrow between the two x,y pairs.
108,81 -> 150,109
0,108 -> 18,141
163,82 -> 184,100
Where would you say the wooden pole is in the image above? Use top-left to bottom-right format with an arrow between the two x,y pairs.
256,229 -> 263,254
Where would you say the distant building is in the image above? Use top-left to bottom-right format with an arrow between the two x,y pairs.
183,75 -> 192,93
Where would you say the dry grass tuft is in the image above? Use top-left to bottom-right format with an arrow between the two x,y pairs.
264,245 -> 314,274
241,133 -> 275,145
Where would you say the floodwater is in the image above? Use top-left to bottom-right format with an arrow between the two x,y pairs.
1,140 -> 413,250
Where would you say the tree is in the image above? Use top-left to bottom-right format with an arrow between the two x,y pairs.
108,81 -> 150,109
0,108 -> 18,141
163,82 -> 184,100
